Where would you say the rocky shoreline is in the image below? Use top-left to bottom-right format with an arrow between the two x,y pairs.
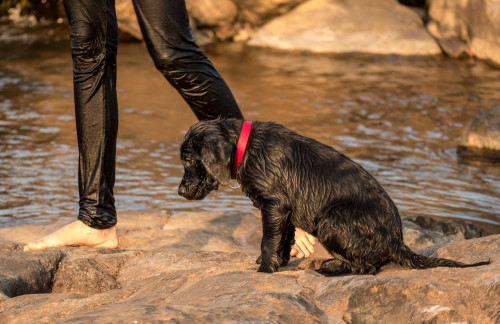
4,0 -> 499,65
116,0 -> 500,65
1,211 -> 498,323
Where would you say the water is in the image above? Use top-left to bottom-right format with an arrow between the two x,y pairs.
1,23 -> 499,233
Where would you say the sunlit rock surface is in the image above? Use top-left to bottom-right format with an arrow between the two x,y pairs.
234,0 -> 307,26
0,211 -> 498,323
247,0 -> 441,55
112,0 -> 500,61
427,0 -> 500,65
114,0 -> 305,42
459,104 -> 500,160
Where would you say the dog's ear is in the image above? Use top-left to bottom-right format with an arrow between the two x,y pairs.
200,133 -> 233,185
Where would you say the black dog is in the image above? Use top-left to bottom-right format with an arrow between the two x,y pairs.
178,118 -> 489,275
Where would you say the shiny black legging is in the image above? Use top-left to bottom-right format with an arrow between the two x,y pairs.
62,0 -> 243,229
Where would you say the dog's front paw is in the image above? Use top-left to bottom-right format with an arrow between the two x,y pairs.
257,258 -> 280,273
257,253 -> 288,267
257,263 -> 277,273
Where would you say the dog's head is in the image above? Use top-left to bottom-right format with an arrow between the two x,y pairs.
178,120 -> 234,200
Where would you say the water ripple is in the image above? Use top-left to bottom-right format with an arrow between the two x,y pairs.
0,37 -> 499,233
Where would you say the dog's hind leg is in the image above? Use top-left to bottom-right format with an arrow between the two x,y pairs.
316,258 -> 351,276
257,201 -> 291,273
317,257 -> 378,276
315,213 -> 382,276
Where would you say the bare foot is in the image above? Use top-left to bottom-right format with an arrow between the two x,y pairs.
23,220 -> 119,251
290,227 -> 317,258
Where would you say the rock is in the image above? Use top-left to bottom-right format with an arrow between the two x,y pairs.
114,0 -> 308,43
186,0 -> 239,40
186,0 -> 237,28
311,236 -> 499,323
401,218 -> 454,250
427,0 -> 500,65
0,250 -> 63,298
458,104 -> 500,160
0,212 -> 498,323
404,215 -> 491,241
232,0 -> 308,42
114,0 -> 214,44
248,0 -> 442,55
115,0 -> 142,41
51,250 -> 139,297
234,0 -> 307,26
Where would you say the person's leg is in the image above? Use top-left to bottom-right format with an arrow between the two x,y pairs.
70,0 -> 119,229
131,0 -> 243,120
25,0 -> 119,251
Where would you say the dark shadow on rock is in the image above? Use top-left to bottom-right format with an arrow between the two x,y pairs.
0,249 -> 64,298
457,146 -> 500,165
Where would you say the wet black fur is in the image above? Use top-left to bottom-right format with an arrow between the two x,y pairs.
178,118 -> 490,275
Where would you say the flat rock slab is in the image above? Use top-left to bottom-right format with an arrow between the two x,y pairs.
248,0 -> 442,55
0,211 -> 498,323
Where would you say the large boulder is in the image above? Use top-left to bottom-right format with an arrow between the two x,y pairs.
185,0 -> 239,40
458,104 -> 500,160
115,0 -> 142,41
0,211 -> 498,323
426,0 -> 500,65
115,0 -> 215,44
248,0 -> 442,55
114,0 -> 305,43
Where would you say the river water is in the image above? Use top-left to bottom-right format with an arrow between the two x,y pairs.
1,23 -> 499,233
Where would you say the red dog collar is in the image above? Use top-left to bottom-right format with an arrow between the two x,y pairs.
232,120 -> 252,179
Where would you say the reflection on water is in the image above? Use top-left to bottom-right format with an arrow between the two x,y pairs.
1,24 -> 499,232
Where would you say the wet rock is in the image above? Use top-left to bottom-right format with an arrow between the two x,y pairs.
458,104 -> 500,160
248,0 -> 441,55
404,215 -> 491,241
0,211 -> 498,323
401,218 -> 453,250
427,0 -> 500,65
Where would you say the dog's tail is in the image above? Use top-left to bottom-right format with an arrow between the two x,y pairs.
394,243 -> 490,269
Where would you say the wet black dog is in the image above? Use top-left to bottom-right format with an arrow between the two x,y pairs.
178,118 -> 489,275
